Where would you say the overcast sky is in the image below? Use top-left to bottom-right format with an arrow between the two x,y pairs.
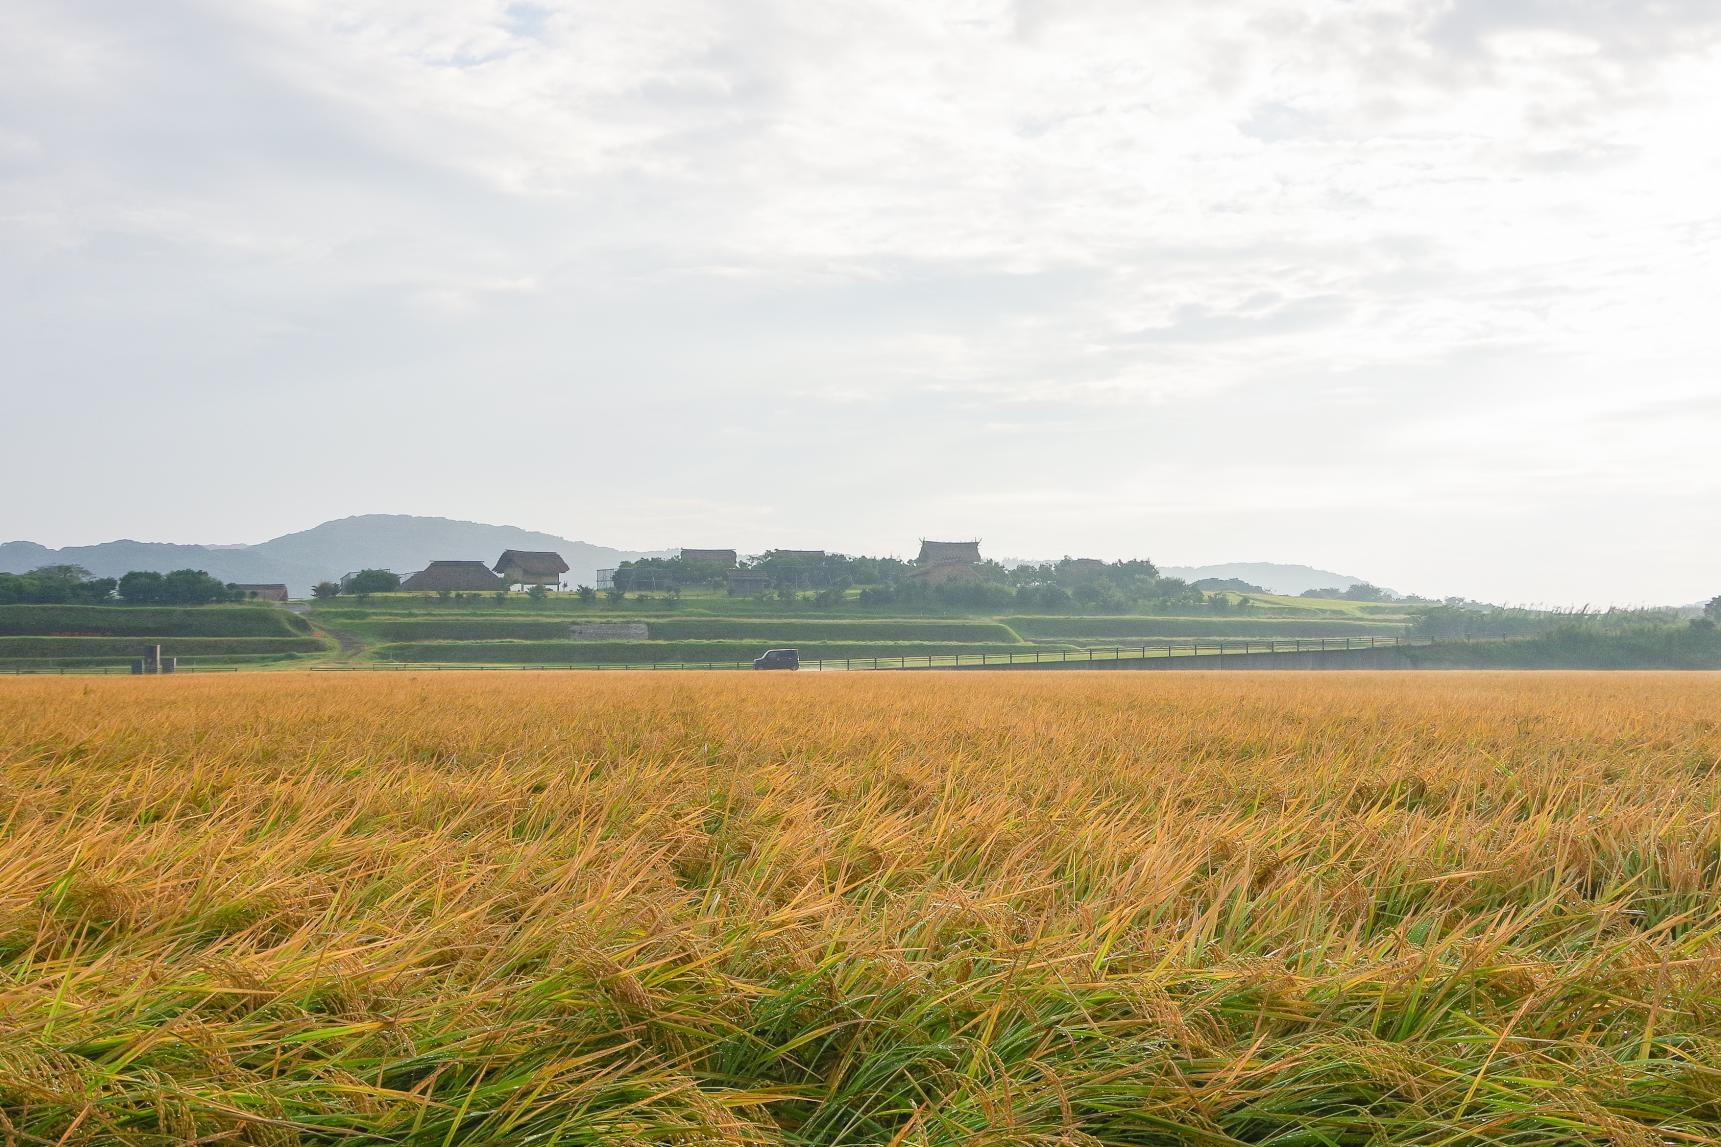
2,1 -> 1718,604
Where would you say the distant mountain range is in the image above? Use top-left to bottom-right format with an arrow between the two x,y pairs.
1159,562 -> 1374,597
0,515 -> 666,595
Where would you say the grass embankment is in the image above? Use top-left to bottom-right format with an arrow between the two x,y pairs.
1008,614 -> 1410,640
338,618 -> 1023,643
321,589 -> 1409,622
351,619 -> 579,641
371,640 -> 1058,664
1235,593 -> 1412,618
1406,625 -> 1721,669
0,605 -> 328,669
2,674 -> 1719,1143
0,636 -> 330,660
0,604 -> 311,637
640,618 -> 1022,642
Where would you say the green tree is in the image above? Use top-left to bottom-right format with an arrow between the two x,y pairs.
118,569 -> 239,605
0,568 -> 116,604
575,585 -> 596,603
311,581 -> 341,600
1707,596 -> 1721,622
29,564 -> 93,584
343,569 -> 400,595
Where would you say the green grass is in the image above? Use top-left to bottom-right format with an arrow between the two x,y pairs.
0,604 -> 311,637
370,640 -> 1072,665
0,636 -> 331,660
352,618 -> 579,641
1405,625 -> 1721,669
347,617 -> 1024,643
0,653 -> 323,672
1007,614 -> 1410,640
643,618 -> 1023,642
1233,592 -> 1415,617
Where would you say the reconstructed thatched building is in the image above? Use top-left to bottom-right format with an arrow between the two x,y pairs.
681,548 -> 739,568
727,570 -> 772,597
494,550 -> 569,588
401,561 -> 504,592
915,540 -> 982,565
910,539 -> 984,585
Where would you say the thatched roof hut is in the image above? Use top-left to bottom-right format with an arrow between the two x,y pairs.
727,570 -> 772,597
494,550 -> 569,586
916,540 -> 982,565
681,548 -> 739,568
401,561 -> 503,592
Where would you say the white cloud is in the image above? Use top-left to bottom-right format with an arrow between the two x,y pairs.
0,0 -> 1718,602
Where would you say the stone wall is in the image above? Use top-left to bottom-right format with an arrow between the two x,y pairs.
568,622 -> 650,641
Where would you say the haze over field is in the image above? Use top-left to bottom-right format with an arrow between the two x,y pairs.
2,1 -> 1718,605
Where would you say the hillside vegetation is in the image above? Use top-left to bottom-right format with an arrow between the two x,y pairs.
0,636 -> 328,660
1008,615 -> 1408,640
0,604 -> 311,638
1406,624 -> 1721,669
370,640 -> 1060,664
1,673 -> 1719,1143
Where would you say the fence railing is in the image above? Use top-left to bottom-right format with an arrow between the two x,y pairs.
5,665 -> 242,675
8,635 -> 1508,676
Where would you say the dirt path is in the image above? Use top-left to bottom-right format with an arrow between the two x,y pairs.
279,603 -> 369,664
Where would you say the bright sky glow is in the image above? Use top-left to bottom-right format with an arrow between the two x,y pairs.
2,1 -> 1718,603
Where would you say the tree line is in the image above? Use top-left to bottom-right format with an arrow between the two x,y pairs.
0,565 -> 255,606
608,551 -> 1236,613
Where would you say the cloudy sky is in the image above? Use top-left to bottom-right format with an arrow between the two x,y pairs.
3,0 -> 1718,603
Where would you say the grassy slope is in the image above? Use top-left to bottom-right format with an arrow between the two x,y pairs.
371,640 -> 1067,664
0,636 -> 330,660
344,618 -> 1025,643
1008,615 -> 1409,640
1405,625 -> 1721,669
0,604 -> 311,637
287,591 -> 1460,673
0,673 -> 1717,1143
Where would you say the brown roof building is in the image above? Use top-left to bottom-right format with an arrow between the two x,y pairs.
910,539 -> 985,585
494,550 -> 569,587
401,561 -> 504,592
726,570 -> 772,596
916,540 -> 982,565
233,584 -> 290,603
681,548 -> 739,568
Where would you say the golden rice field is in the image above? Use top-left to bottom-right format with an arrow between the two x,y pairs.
3,671 -> 1721,1145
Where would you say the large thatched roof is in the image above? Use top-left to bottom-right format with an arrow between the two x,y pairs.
401,561 -> 503,591
494,549 -> 569,577
680,548 -> 738,567
916,539 -> 982,565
